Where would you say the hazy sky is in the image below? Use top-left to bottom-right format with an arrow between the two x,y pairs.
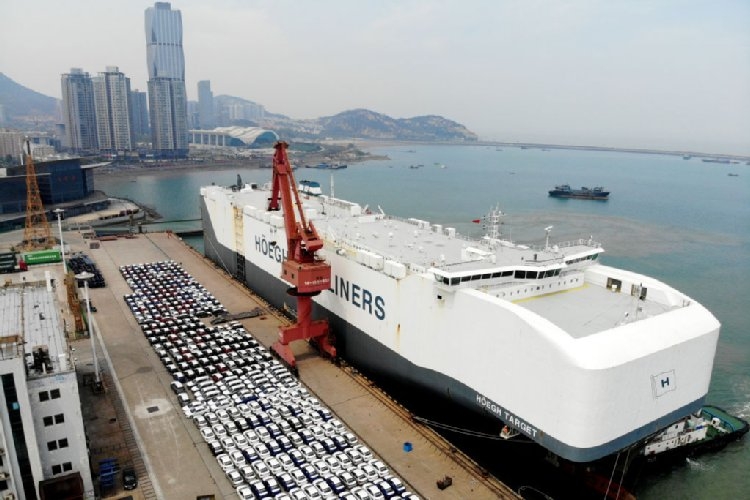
2,0 -> 749,154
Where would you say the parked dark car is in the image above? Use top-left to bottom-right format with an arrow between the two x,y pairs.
122,467 -> 138,490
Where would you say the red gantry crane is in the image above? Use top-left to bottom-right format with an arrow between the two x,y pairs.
267,141 -> 336,370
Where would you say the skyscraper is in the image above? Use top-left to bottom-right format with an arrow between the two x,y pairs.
197,80 -> 214,129
60,68 -> 98,153
92,66 -> 133,153
144,2 -> 188,157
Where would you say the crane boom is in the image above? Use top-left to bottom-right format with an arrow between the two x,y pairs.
267,141 -> 336,369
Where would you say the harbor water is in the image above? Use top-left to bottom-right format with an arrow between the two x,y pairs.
96,144 -> 749,499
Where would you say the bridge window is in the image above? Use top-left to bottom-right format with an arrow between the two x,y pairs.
515,270 -> 526,279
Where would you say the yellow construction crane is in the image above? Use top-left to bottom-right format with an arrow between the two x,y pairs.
22,140 -> 53,250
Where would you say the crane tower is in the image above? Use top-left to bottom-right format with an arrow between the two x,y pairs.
267,141 -> 336,370
23,140 -> 53,250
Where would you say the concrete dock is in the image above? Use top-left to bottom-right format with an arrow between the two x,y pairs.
4,228 -> 519,500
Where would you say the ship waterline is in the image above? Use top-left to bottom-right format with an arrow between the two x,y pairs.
200,182 -> 719,463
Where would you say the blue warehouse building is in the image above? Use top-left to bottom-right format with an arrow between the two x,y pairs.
0,158 -> 103,231
1,158 -> 94,214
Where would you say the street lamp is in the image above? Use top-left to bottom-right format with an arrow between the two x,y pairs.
75,271 -> 100,386
53,208 -> 67,274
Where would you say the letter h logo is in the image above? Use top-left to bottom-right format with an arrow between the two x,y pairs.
651,370 -> 676,398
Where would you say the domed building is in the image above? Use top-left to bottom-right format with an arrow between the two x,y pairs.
189,126 -> 279,149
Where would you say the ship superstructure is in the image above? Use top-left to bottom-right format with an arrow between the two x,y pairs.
200,182 -> 719,463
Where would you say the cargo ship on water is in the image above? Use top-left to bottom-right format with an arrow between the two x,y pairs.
200,173 -> 720,487
549,184 -> 610,200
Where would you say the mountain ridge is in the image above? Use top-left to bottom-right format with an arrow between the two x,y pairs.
0,72 -> 59,121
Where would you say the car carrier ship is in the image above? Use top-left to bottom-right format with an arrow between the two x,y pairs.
200,166 -> 719,469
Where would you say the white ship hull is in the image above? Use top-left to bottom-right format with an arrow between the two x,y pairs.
200,183 -> 720,463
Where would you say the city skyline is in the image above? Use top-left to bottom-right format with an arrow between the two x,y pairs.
1,0 -> 749,155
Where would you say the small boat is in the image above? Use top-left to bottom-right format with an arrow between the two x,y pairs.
548,184 -> 609,200
298,180 -> 322,196
702,158 -> 730,164
305,163 -> 347,170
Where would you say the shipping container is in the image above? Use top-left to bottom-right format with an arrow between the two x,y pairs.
22,249 -> 62,265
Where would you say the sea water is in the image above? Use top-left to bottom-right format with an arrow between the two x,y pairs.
96,144 -> 750,499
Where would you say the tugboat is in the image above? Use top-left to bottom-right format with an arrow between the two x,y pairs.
641,405 -> 749,467
548,184 -> 610,200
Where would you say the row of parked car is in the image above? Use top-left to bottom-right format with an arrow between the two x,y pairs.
69,253 -> 106,288
122,260 -> 227,321
120,261 -> 419,500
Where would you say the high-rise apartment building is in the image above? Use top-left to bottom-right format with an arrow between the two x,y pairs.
60,68 -> 98,153
92,66 -> 133,153
147,78 -> 188,156
197,80 -> 214,129
145,2 -> 188,158
129,89 -> 150,141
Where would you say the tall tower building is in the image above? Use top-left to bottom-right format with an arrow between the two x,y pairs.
197,80 -> 214,129
92,66 -> 133,153
144,2 -> 188,158
60,68 -> 98,153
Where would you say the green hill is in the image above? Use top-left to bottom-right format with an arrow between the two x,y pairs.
318,109 -> 478,141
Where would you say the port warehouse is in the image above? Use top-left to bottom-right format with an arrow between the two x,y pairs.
0,158 -> 95,213
0,158 -> 116,232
